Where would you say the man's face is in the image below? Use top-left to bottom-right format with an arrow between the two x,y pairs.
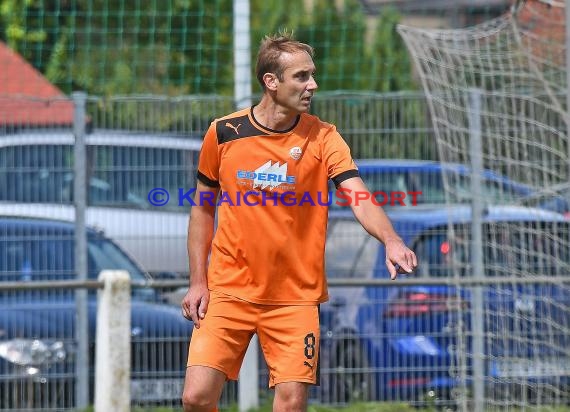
274,51 -> 318,113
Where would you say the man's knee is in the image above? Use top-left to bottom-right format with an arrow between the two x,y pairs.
274,395 -> 306,412
181,388 -> 218,412
273,382 -> 309,412
182,366 -> 225,412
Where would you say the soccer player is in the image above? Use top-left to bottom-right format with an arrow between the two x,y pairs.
181,32 -> 418,412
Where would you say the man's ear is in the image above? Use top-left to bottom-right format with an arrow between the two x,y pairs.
263,73 -> 279,91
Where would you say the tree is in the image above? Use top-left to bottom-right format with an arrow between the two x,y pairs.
1,0 -> 414,97
295,0 -> 369,91
369,6 -> 414,92
1,0 -> 236,96
0,0 -> 47,59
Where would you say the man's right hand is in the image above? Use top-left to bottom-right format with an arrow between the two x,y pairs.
181,283 -> 210,328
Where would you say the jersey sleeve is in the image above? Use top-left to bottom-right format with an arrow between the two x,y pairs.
322,124 -> 359,187
196,122 -> 221,188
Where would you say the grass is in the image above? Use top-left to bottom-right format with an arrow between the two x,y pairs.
229,405 -> 570,412
81,402 -> 570,412
127,404 -> 417,412
220,402 -> 570,412
223,402 -> 416,412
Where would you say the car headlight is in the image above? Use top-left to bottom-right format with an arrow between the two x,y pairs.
0,339 -> 69,366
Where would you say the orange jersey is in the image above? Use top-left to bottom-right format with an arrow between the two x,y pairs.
197,106 -> 358,305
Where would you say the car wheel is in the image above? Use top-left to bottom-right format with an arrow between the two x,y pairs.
330,339 -> 375,403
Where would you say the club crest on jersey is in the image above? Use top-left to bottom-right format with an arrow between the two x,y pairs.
236,160 -> 296,190
289,146 -> 302,160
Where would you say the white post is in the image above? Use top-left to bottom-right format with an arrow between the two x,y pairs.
233,0 -> 252,110
468,89 -> 485,412
95,270 -> 131,412
565,0 -> 570,176
233,1 -> 259,411
73,91 -> 90,409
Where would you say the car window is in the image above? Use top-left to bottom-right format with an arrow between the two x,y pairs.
86,236 -> 148,281
325,220 -> 378,279
0,229 -> 148,282
0,143 -> 198,211
444,172 -> 523,205
91,145 -> 197,210
413,222 -> 570,278
379,170 -> 447,204
327,166 -> 529,210
0,145 -> 73,203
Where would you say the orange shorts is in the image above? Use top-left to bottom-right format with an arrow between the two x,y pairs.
187,291 -> 320,388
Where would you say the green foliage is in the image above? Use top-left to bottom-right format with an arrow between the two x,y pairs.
0,0 -> 46,56
0,0 -> 413,97
250,0 -> 306,48
250,0 -> 307,93
370,7 -> 414,92
295,0 -> 369,91
65,0 -> 233,96
311,91 -> 435,160
1,0 -> 235,95
44,29 -> 69,86
0,0 -> 28,43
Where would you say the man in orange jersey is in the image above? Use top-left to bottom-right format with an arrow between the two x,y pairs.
181,32 -> 418,412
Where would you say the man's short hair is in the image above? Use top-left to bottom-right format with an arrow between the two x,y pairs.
255,31 -> 314,89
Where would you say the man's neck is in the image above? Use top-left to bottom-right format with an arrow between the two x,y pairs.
253,98 -> 298,131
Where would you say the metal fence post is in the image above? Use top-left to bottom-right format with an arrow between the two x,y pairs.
468,88 -> 485,412
233,0 -> 259,410
566,1 -> 570,174
95,270 -> 131,412
73,91 -> 90,409
233,0 -> 252,110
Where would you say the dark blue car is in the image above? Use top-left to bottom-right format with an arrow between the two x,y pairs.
0,216 -> 193,409
319,204 -> 570,406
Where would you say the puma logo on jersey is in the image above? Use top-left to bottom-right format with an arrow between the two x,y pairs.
303,361 -> 314,370
225,122 -> 242,135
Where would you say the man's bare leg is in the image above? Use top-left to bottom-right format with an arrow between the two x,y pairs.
182,365 -> 226,412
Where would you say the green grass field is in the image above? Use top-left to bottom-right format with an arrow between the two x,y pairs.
124,403 -> 570,412
222,403 -> 415,412
229,404 -> 570,412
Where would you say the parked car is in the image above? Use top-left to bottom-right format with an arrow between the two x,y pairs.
319,204 -> 570,405
0,215 -> 193,409
330,159 -> 570,215
0,129 -> 202,275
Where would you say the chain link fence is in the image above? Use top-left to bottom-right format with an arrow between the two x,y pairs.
1,93 -> 570,411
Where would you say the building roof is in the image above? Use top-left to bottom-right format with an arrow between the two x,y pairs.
0,41 -> 74,127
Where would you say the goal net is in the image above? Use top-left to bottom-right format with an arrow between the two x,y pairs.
398,0 -> 570,409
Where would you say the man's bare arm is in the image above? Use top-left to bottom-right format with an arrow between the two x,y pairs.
338,176 -> 418,280
181,182 -> 219,328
